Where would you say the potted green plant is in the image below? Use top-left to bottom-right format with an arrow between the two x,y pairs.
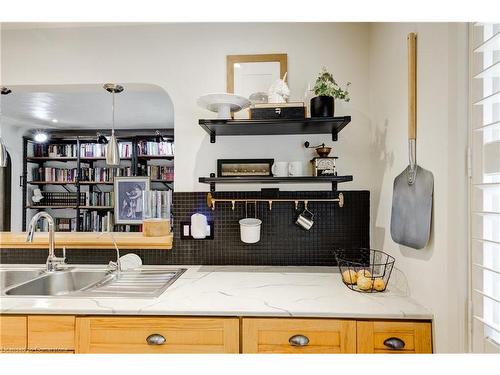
310,67 -> 351,117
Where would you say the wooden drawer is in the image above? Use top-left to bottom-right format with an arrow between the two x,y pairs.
0,315 -> 27,352
75,316 -> 239,353
242,318 -> 356,353
356,320 -> 432,353
27,315 -> 75,351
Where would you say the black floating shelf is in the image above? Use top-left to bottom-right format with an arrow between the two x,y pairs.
199,175 -> 353,192
199,116 -> 351,143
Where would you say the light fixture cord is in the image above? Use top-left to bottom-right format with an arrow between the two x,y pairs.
112,89 -> 115,135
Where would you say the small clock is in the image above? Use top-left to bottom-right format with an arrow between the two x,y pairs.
311,157 -> 338,176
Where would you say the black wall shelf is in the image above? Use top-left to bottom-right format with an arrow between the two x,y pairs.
199,175 -> 353,192
199,116 -> 351,143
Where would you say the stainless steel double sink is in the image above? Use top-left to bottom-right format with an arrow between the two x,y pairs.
0,266 -> 186,298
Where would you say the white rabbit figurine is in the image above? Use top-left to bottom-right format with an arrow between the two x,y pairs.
268,72 -> 290,103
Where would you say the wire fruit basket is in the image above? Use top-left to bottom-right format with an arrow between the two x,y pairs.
334,249 -> 395,293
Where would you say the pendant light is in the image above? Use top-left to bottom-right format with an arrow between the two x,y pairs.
0,87 -> 13,168
103,83 -> 124,166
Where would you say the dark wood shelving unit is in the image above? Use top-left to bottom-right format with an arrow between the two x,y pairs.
199,116 -> 351,143
79,181 -> 114,185
27,157 -> 133,162
79,206 -> 114,210
137,155 -> 174,160
26,205 -> 77,209
27,181 -> 77,185
22,129 -> 174,231
199,175 -> 353,192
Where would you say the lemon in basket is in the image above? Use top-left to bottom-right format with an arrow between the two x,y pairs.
342,270 -> 358,285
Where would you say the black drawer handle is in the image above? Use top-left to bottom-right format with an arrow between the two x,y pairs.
146,333 -> 166,345
383,337 -> 405,350
289,334 -> 310,347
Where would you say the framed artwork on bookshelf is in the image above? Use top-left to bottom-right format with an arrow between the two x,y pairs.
114,176 -> 151,224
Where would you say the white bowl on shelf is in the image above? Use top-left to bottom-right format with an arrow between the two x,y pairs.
197,93 -> 250,119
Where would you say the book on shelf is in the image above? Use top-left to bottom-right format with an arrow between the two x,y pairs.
137,140 -> 174,156
34,212 -> 115,232
83,191 -> 114,207
35,217 -> 77,232
138,165 -> 174,181
31,191 -> 85,206
31,167 -> 78,182
80,211 -> 114,232
79,142 -> 133,158
114,224 -> 143,232
80,143 -> 106,158
79,167 -> 132,182
33,144 -> 78,158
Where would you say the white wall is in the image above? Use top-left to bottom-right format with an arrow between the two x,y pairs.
368,23 -> 469,353
1,22 -> 372,231
1,22 -> 469,352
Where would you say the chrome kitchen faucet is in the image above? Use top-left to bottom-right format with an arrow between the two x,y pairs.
26,212 -> 66,272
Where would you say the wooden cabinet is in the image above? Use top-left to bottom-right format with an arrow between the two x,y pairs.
356,320 -> 432,353
1,315 -> 75,353
27,315 -> 75,353
0,315 -> 27,352
1,315 -> 432,354
242,318 -> 357,354
75,316 -> 240,353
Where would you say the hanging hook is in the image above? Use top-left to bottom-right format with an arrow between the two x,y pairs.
338,193 -> 344,208
294,200 -> 299,210
231,200 -> 235,210
268,200 -> 273,211
304,200 -> 309,210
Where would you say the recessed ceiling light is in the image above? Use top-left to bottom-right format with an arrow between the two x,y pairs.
51,119 -> 58,123
34,131 -> 48,143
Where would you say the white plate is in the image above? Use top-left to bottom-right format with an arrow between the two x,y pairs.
197,93 -> 250,119
119,253 -> 143,270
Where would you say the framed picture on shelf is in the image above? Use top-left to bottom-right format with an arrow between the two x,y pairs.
227,54 -> 288,97
114,176 -> 151,224
217,159 -> 274,177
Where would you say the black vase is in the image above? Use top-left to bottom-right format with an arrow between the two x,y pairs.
310,96 -> 334,118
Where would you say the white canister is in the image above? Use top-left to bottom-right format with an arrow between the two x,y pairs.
271,162 -> 289,177
239,218 -> 262,244
288,161 -> 304,176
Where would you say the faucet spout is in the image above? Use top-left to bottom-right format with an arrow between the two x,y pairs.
26,212 -> 64,272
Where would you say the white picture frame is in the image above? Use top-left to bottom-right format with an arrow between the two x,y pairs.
114,176 -> 151,224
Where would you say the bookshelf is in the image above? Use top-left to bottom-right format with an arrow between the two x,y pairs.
22,129 -> 174,232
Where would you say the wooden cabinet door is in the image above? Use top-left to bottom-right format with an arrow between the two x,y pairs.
242,318 -> 356,353
0,315 -> 27,352
356,320 -> 432,353
75,316 -> 239,353
27,315 -> 75,353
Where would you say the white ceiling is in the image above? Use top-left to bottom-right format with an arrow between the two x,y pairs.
1,83 -> 174,130
1,22 -> 148,30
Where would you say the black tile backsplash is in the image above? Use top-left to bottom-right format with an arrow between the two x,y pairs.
1,190 -> 369,266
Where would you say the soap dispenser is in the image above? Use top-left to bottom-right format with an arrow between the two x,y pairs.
190,213 -> 210,239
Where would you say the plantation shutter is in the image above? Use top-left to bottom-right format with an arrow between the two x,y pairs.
469,22 -> 500,353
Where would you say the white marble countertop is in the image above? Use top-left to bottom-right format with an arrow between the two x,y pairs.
0,265 -> 432,320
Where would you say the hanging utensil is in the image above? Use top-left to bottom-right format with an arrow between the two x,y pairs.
390,33 -> 434,250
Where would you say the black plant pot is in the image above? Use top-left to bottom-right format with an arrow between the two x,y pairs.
310,96 -> 334,118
